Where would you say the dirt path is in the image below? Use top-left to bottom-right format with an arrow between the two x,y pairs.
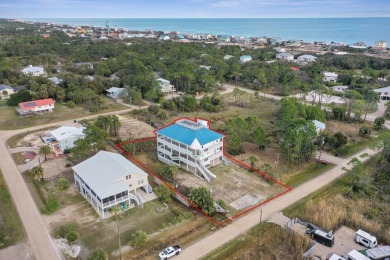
177,147 -> 376,260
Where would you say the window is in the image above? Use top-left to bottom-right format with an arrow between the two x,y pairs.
129,184 -> 132,187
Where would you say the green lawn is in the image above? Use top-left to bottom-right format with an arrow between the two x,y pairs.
0,170 -> 25,248
335,138 -> 375,158
0,97 -> 127,130
283,162 -> 336,188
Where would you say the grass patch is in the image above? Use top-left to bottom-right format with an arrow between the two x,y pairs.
335,138 -> 375,158
283,162 -> 335,188
11,153 -> 26,165
0,97 -> 127,130
202,222 -> 311,260
0,170 -> 25,248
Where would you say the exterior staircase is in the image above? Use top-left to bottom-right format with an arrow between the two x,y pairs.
196,161 -> 216,183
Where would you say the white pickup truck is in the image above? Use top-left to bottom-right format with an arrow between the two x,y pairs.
159,245 -> 182,260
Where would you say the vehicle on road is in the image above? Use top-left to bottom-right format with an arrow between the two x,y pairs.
159,245 -> 181,260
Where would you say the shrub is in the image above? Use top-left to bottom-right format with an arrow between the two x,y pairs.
66,230 -> 79,243
63,149 -> 72,154
53,223 -> 78,240
57,178 -> 69,190
88,249 -> 108,260
0,230 -> 5,243
66,101 -> 76,108
374,117 -> 385,130
188,187 -> 215,215
358,126 -> 371,138
154,185 -> 173,203
41,193 -> 59,214
129,230 -> 147,248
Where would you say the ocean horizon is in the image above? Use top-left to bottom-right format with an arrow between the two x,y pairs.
26,18 -> 390,46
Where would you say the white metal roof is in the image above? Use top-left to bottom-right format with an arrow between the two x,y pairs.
50,126 -> 85,142
356,229 -> 377,241
366,245 -> 390,259
72,151 -> 147,199
106,87 -> 124,93
324,71 -> 338,77
21,65 -> 44,73
312,120 -> 326,130
373,86 -> 390,93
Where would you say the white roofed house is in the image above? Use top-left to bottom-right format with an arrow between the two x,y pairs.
106,87 -> 128,99
157,78 -> 175,93
50,126 -> 86,154
373,86 -> 390,100
373,40 -> 387,49
72,151 -> 156,219
156,118 -> 225,183
75,62 -> 94,69
312,120 -> 326,134
223,55 -> 235,60
323,71 -> 338,82
297,54 -> 317,63
276,52 -> 294,61
21,65 -> 46,77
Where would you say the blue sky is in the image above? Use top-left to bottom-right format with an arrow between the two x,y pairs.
1,0 -> 389,18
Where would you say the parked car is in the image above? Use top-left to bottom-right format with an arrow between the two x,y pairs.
159,245 -> 181,260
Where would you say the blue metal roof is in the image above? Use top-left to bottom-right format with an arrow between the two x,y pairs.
157,123 -> 223,146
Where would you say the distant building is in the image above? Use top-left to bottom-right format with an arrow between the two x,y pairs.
106,87 -> 128,99
48,77 -> 63,85
373,40 -> 388,49
50,126 -> 86,153
0,84 -> 15,99
240,55 -> 252,63
330,85 -> 349,93
223,55 -> 234,60
156,118 -> 225,183
312,120 -> 326,134
159,35 -> 170,41
276,53 -> 294,60
21,65 -> 46,77
17,98 -> 55,116
297,54 -> 317,62
200,65 -> 211,70
157,78 -> 175,93
373,86 -> 390,100
73,151 -> 155,219
274,47 -> 286,53
350,42 -> 368,49
323,71 -> 338,82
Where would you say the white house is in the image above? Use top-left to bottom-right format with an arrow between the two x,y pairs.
17,98 -> 55,116
0,84 -> 15,99
156,118 -> 225,183
240,55 -> 252,63
297,54 -> 317,62
48,77 -> 63,85
373,86 -> 390,100
75,62 -> 93,69
73,151 -> 155,219
50,126 -> 86,153
21,65 -> 46,77
323,72 -> 338,82
157,78 -> 175,93
200,65 -> 211,70
312,120 -> 326,134
223,55 -> 234,60
330,85 -> 349,93
274,47 -> 285,53
276,53 -> 294,60
373,40 -> 387,49
106,87 -> 128,99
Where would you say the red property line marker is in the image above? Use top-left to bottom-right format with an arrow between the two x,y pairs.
116,129 -> 292,227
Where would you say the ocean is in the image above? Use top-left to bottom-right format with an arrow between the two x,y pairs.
27,18 -> 390,46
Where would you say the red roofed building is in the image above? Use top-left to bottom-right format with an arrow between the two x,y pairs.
291,67 -> 300,71
17,98 -> 55,116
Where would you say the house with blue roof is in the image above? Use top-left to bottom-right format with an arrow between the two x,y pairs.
240,55 -> 252,64
156,118 -> 225,183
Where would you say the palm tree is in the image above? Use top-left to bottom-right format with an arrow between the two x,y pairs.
39,145 -> 51,161
247,155 -> 259,170
30,165 -> 44,182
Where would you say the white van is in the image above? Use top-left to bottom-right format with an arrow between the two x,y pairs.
327,253 -> 346,260
344,250 -> 370,260
355,229 -> 377,248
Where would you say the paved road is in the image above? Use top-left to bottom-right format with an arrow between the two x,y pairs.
177,147 -> 376,260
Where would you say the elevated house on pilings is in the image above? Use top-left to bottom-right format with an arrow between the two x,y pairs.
156,118 -> 225,183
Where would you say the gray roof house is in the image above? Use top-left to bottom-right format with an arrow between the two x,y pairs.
72,151 -> 155,219
330,85 -> 349,93
276,52 -> 294,60
297,54 -> 317,62
373,86 -> 390,100
106,87 -> 128,99
0,84 -> 15,99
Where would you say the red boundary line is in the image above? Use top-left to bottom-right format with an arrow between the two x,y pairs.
116,118 -> 292,227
